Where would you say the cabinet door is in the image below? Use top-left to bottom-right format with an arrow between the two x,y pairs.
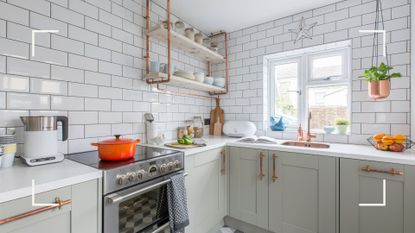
0,186 -> 72,233
269,151 -> 336,233
229,147 -> 268,229
340,158 -> 415,233
0,179 -> 100,233
185,147 -> 228,233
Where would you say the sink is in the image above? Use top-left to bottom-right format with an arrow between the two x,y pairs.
281,141 -> 330,149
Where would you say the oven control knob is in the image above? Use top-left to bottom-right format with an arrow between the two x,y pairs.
116,175 -> 128,185
174,160 -> 181,168
167,162 -> 174,171
160,164 -> 167,173
136,170 -> 146,180
148,165 -> 158,177
127,172 -> 136,182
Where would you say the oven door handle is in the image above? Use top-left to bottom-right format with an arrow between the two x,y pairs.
150,222 -> 170,233
107,173 -> 188,204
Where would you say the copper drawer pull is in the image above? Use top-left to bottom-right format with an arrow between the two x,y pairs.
0,197 -> 71,225
272,153 -> 278,182
361,165 -> 404,176
220,150 -> 226,175
258,152 -> 265,180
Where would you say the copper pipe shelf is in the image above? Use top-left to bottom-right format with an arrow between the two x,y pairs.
149,24 -> 226,64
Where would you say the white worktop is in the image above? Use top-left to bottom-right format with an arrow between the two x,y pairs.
144,135 -> 240,156
0,159 -> 102,204
148,135 -> 415,165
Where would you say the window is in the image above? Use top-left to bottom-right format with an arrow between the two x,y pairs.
267,42 -> 351,133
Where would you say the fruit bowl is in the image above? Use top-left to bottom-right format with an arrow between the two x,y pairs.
367,135 -> 415,152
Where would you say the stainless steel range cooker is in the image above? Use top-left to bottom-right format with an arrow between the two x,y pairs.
67,145 -> 184,233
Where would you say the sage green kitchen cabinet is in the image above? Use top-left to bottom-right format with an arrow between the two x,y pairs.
185,147 -> 228,233
268,151 -> 336,233
0,179 -> 101,233
340,158 -> 415,233
229,147 -> 269,229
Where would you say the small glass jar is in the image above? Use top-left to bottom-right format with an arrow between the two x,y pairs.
185,120 -> 195,138
193,116 -> 204,138
177,127 -> 188,139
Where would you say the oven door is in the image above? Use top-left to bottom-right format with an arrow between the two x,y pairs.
104,172 -> 184,233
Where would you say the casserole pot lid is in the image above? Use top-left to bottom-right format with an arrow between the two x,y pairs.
95,135 -> 139,145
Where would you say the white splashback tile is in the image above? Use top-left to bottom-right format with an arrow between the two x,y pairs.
68,111 -> 98,125
30,78 -> 67,95
7,57 -> 50,79
0,37 -> 29,59
0,55 -> 5,73
51,65 -> 84,83
0,110 -> 28,127
31,46 -> 67,66
0,74 -> 29,92
51,96 -> 84,111
0,92 -> 5,109
85,124 -> 111,137
7,93 -> 50,110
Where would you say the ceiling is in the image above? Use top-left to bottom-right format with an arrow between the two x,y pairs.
155,0 -> 340,33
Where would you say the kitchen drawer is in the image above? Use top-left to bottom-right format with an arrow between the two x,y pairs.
0,186 -> 72,232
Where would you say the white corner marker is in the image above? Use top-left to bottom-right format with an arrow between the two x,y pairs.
32,179 -> 59,207
31,30 -> 59,57
359,179 -> 386,207
358,30 -> 387,57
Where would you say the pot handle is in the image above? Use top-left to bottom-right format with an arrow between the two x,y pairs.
91,143 -> 99,147
135,139 -> 141,144
56,116 -> 68,141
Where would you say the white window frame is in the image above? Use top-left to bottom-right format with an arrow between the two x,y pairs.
264,41 -> 352,136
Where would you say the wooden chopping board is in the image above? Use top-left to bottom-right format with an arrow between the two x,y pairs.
164,143 -> 207,149
210,98 -> 224,135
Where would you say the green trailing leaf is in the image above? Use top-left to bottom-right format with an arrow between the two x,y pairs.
361,62 -> 402,82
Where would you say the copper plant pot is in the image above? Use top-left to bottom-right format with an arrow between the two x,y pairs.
368,80 -> 390,99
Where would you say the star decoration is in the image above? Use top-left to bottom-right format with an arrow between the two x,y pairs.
288,17 -> 318,44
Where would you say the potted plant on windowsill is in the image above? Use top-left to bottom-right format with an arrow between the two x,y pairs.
361,62 -> 401,100
335,118 -> 350,135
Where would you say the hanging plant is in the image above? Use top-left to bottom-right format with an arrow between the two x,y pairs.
361,0 -> 402,100
362,63 -> 401,100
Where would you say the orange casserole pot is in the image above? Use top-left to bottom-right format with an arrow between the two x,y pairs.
91,135 -> 141,161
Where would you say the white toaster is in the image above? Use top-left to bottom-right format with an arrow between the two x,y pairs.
223,121 -> 257,137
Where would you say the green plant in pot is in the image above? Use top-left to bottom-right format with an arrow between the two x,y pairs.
361,62 -> 401,99
335,118 -> 350,135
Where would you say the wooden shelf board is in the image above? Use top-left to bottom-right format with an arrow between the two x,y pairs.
149,24 -> 225,64
148,73 -> 226,93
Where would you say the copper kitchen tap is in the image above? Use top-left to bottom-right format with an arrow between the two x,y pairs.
306,112 -> 316,142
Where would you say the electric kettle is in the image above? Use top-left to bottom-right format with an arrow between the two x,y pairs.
20,116 -> 68,166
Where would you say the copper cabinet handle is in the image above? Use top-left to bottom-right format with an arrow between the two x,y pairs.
0,197 -> 71,225
258,152 -> 265,180
272,153 -> 278,182
220,150 -> 226,175
361,165 -> 404,176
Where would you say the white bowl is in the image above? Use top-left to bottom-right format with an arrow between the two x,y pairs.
323,126 -> 335,134
213,77 -> 226,87
204,76 -> 214,85
194,72 -> 205,82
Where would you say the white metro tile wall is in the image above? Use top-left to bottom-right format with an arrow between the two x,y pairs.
216,0 -> 411,144
0,0 -> 212,154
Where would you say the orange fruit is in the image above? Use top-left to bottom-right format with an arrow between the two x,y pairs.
393,134 -> 406,144
381,135 -> 395,146
373,134 -> 386,142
